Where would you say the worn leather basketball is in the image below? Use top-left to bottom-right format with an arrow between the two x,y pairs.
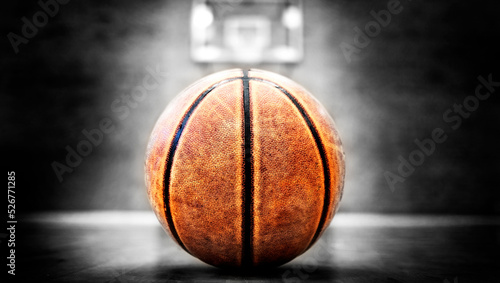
145,69 -> 345,268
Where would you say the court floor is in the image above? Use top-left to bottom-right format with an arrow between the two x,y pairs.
13,211 -> 500,282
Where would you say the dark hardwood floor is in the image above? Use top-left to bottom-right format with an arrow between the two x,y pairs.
10,212 -> 500,282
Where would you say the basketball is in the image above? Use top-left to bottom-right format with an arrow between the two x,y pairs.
145,69 -> 345,268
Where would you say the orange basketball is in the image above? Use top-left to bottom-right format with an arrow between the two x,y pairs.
145,69 -> 345,268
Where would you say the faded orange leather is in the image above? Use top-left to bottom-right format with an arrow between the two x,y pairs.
145,69 -> 345,268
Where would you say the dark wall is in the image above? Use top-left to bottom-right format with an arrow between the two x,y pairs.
2,0 -> 499,213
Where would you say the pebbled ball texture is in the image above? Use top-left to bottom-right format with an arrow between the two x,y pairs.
145,69 -> 345,268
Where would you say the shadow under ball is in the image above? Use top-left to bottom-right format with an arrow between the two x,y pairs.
145,69 -> 345,268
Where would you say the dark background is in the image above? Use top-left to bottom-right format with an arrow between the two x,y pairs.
2,0 -> 500,215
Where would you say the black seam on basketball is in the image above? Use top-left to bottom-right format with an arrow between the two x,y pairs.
242,70 -> 254,267
249,77 -> 331,250
163,76 -> 242,254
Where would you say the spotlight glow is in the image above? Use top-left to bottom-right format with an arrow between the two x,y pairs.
191,4 -> 214,29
